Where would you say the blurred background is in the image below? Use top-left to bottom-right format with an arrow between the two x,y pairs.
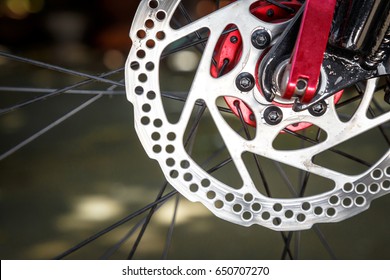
0,0 -> 390,260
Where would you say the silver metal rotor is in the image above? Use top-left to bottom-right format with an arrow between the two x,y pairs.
125,0 -> 390,231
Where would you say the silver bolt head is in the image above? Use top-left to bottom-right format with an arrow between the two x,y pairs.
268,111 -> 281,121
240,77 -> 252,89
313,103 -> 325,113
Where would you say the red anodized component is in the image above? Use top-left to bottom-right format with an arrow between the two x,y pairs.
210,0 -> 342,131
211,1 -> 303,128
282,0 -> 337,103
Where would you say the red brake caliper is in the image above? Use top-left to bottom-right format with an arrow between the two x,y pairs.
210,0 -> 342,131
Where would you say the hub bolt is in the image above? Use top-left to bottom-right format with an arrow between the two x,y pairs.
309,101 -> 327,116
264,106 -> 283,125
251,29 -> 271,49
236,72 -> 255,92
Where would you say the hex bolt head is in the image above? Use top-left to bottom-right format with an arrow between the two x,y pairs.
251,29 -> 271,49
236,72 -> 255,92
309,101 -> 327,117
240,77 -> 252,88
264,106 -> 283,125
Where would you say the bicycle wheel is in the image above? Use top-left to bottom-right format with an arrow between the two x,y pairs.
1,0 -> 390,259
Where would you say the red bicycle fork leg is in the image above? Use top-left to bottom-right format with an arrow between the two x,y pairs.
282,0 -> 337,103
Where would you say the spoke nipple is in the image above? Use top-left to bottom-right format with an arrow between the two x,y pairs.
264,106 -> 283,125
251,29 -> 271,50
236,72 -> 255,92
309,101 -> 327,116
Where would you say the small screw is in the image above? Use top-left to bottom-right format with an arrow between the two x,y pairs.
264,106 -> 283,125
240,77 -> 252,89
236,72 -> 255,92
251,29 -> 271,49
268,111 -> 280,121
230,36 -> 238,44
309,101 -> 327,116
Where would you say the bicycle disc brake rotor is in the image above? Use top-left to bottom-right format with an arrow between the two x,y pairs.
125,0 -> 390,230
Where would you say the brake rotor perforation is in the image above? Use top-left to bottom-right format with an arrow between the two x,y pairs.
126,0 -> 390,231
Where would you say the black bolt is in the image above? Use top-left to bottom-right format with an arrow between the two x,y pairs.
230,36 -> 238,44
236,72 -> 255,92
264,106 -> 283,125
251,29 -> 271,49
309,101 -> 327,117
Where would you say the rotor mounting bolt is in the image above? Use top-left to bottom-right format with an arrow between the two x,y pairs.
264,106 -> 283,125
236,72 -> 255,92
309,101 -> 327,117
251,29 -> 271,49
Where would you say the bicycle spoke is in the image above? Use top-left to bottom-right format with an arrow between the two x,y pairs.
99,206 -> 164,260
177,2 -> 219,66
0,87 -> 126,96
56,144 -> 241,259
0,86 -> 230,114
371,98 -> 385,115
128,182 -> 170,259
162,27 -> 238,59
235,101 -> 272,197
272,162 -> 298,196
336,94 -> 362,109
206,157 -> 233,173
234,101 -> 296,259
281,232 -> 294,259
128,90 -> 211,258
53,189 -> 178,260
0,68 -> 123,115
0,94 -> 102,161
161,194 -> 181,260
294,231 -> 301,260
0,51 -> 124,87
281,129 -> 336,259
312,225 -> 337,260
266,0 -> 296,13
283,128 -> 372,167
